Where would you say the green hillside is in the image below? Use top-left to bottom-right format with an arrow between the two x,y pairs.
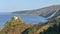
0,16 -> 60,34
22,16 -> 60,34
0,16 -> 33,34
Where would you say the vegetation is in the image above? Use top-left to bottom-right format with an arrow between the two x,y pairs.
27,26 -> 34,34
0,16 -> 32,34
39,17 -> 60,34
0,16 -> 60,34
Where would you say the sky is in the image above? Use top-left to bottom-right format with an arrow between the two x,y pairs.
0,0 -> 60,12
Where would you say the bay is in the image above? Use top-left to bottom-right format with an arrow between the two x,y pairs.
0,12 -> 47,27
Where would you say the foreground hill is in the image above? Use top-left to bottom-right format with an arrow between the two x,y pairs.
0,16 -> 60,34
12,5 -> 60,20
0,16 -> 33,34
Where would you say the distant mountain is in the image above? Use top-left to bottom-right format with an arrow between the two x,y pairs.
12,5 -> 60,20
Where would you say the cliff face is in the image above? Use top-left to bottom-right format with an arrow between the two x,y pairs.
12,5 -> 60,20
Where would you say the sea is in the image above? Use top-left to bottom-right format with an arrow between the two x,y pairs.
0,12 -> 47,27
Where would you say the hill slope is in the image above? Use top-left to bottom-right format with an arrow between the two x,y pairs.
0,16 -> 60,34
22,17 -> 60,34
0,16 -> 33,34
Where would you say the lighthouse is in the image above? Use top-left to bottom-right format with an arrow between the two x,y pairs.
14,16 -> 21,20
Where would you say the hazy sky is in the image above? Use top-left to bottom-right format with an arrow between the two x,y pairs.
0,0 -> 60,12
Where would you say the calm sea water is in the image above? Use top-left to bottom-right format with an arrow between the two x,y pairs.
0,12 -> 47,27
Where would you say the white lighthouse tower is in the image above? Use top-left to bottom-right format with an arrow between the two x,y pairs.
14,16 -> 21,20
